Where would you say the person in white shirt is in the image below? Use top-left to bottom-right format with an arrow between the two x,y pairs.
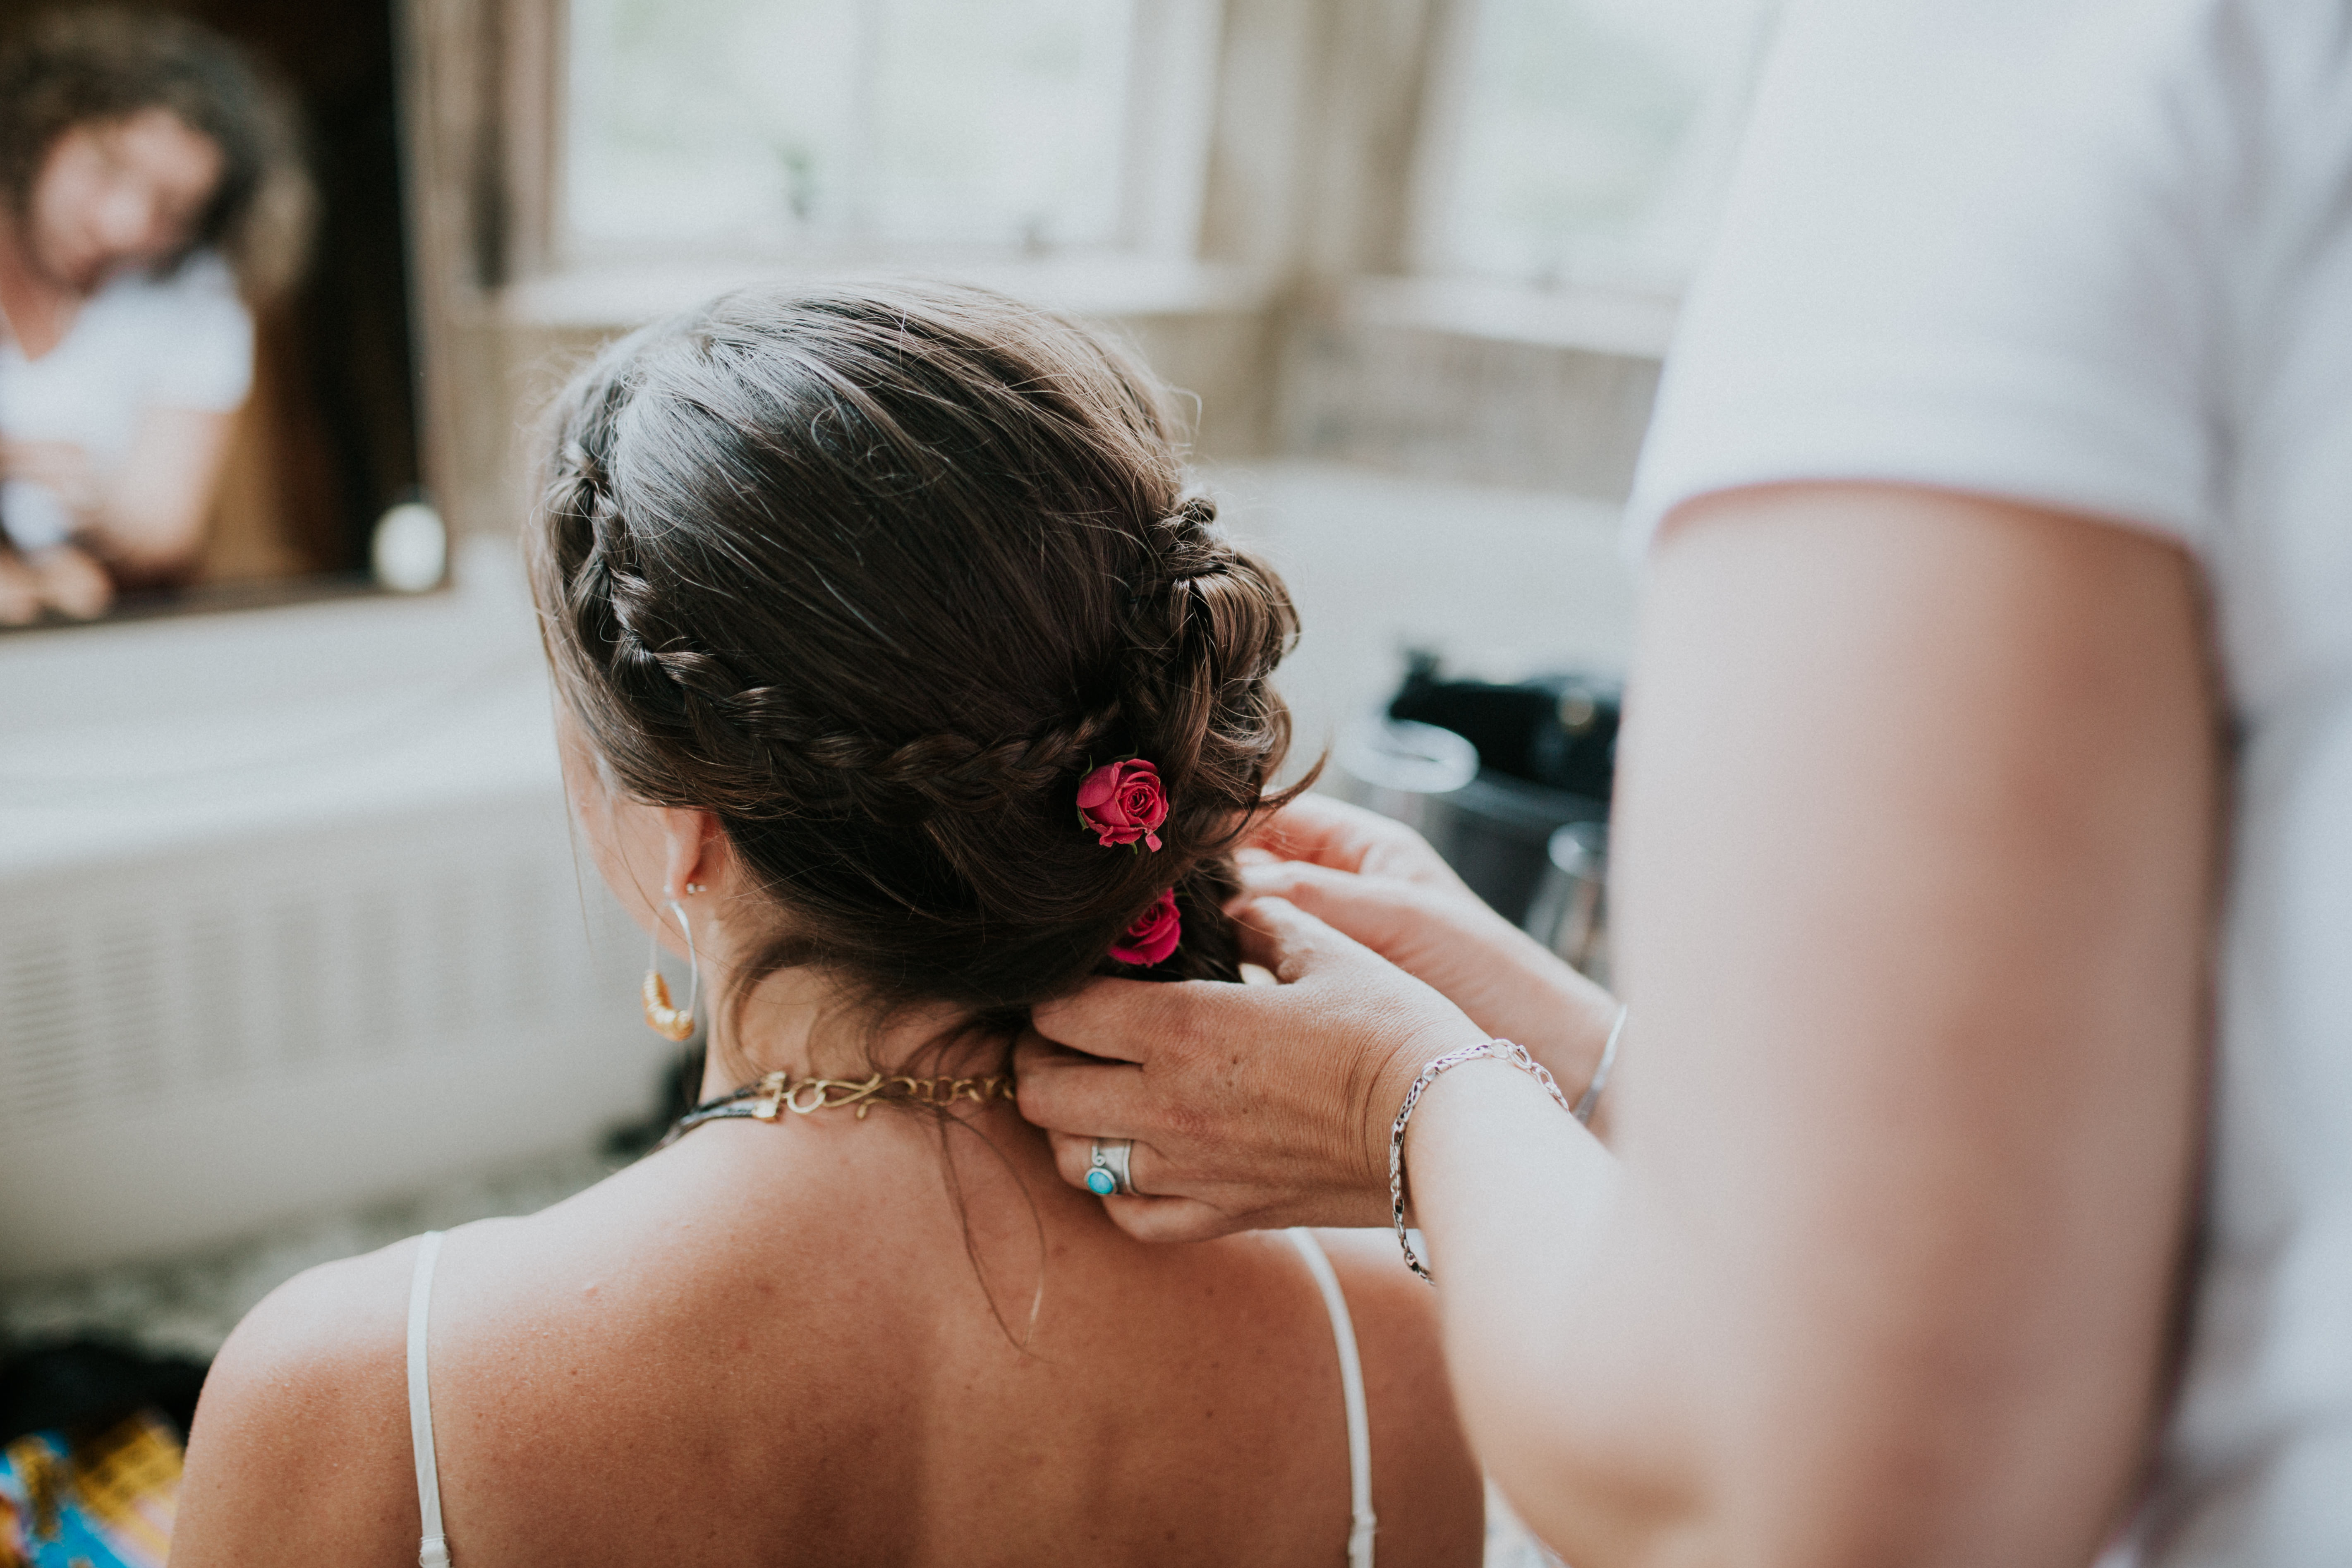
1015,2 -> 2348,1563
0,9 -> 305,624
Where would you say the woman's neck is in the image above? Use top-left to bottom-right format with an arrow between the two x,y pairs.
694,963 -> 1008,1104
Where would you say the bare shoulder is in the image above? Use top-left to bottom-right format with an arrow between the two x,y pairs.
1313,1226 -> 1456,1387
172,1236 -> 426,1568
1313,1228 -> 1436,1320
1313,1229 -> 1487,1566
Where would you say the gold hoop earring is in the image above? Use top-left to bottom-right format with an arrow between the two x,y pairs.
642,898 -> 699,1043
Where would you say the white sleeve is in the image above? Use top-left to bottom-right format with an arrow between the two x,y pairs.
1626,0 -> 2239,554
140,251 -> 256,412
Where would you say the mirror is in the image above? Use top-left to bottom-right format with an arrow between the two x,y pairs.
0,0 -> 422,627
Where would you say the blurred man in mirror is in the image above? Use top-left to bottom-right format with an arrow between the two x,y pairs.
0,7 -> 307,624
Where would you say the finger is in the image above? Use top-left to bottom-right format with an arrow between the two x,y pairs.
1225,895 -> 1379,983
1012,1029 -> 1092,1077
1099,1194 -> 1245,1244
1243,794 -> 1386,872
1044,1130 -> 1174,1201
1234,860 -> 1429,956
1042,1130 -> 1329,1242
1231,857 -> 1328,900
1264,794 -> 1465,883
1015,1047 -> 1152,1138
1029,972 -> 1236,1063
1044,1129 -> 1092,1191
1262,794 -> 1475,891
1234,854 -> 1404,908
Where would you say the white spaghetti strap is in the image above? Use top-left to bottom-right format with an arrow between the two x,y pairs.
1287,1228 -> 1377,1568
407,1230 -> 451,1568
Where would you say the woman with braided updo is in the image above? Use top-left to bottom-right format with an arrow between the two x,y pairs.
171,282 -> 1484,1567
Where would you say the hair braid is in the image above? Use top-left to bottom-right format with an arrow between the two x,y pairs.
1116,493 -> 1304,824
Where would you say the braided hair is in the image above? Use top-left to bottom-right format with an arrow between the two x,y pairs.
530,281 -> 1312,1036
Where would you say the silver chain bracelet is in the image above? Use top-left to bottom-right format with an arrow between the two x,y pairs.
1388,1006 -> 1628,1283
1388,1039 -> 1570,1282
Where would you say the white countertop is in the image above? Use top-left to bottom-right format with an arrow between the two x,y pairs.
0,541 -> 560,878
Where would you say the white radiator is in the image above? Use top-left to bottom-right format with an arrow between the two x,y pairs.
0,546 -> 670,1281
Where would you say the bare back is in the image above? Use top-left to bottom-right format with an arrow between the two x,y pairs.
173,1103 -> 1483,1566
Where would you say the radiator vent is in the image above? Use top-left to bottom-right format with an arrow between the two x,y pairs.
0,554 -> 673,1278
0,801 -> 643,1140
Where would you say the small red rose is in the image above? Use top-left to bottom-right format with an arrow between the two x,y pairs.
1109,888 -> 1182,966
1076,758 -> 1167,851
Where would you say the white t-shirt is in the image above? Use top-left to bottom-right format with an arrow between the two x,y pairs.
1629,2 -> 2352,1562
0,249 -> 253,551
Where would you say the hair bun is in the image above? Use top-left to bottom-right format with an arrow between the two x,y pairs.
1147,493 -> 1234,589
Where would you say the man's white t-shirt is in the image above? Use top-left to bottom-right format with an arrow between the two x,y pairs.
0,249 -> 254,551
1629,2 -> 2352,1561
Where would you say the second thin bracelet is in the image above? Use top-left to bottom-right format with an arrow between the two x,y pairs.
1573,1004 -> 1630,1125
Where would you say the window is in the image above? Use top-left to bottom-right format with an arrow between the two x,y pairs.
564,0 -> 1217,260
1415,0 -> 1783,294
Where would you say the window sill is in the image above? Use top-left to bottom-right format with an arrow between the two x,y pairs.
1319,275 -> 1681,362
0,538 -> 548,876
496,253 -> 1282,333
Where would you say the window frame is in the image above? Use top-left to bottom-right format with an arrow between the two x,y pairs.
541,0 -> 1224,272
1403,0 -> 1782,298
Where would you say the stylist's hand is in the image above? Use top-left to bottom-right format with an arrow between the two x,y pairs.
1240,795 -> 1619,1090
1017,896 -> 1488,1241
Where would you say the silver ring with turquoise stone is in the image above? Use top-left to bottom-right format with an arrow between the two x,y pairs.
1086,1138 -> 1135,1197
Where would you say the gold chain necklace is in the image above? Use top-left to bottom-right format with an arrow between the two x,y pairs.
660,1068 -> 1016,1147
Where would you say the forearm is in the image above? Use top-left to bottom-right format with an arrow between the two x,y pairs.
89,408 -> 234,572
1441,906 -> 1619,1087
1406,1034 -> 2175,1568
1404,1065 -> 1696,1559
89,479 -> 211,571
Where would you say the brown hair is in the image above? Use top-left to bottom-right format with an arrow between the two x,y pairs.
0,7 -> 312,298
531,281 -> 1311,1053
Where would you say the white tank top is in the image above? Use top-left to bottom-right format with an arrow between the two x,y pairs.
405,1226 -> 1378,1568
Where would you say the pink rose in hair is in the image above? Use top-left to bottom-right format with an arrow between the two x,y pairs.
1076,758 -> 1167,851
1109,888 -> 1182,966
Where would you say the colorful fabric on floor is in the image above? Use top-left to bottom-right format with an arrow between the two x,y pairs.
0,1410 -> 182,1568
